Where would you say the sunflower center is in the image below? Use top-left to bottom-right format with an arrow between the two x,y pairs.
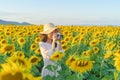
2,40 -> 6,44
20,39 -> 24,42
37,39 -> 40,41
77,60 -> 88,67
55,55 -> 59,58
31,58 -> 38,63
32,45 -> 36,48
70,58 -> 75,62
92,42 -> 96,44
1,72 -> 23,80
17,59 -> 25,65
4,46 -> 13,51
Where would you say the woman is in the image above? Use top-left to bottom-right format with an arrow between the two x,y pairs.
38,23 -> 64,77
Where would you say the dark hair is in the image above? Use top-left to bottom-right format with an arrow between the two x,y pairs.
40,34 -> 57,48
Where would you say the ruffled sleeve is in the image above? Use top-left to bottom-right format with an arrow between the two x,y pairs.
39,42 -> 53,59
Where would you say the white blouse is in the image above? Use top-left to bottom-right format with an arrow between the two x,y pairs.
39,41 -> 64,77
39,41 -> 64,59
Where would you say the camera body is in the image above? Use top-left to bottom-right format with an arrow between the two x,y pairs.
56,33 -> 63,40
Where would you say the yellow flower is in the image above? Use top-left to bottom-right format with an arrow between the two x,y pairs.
0,39 -> 7,45
89,39 -> 100,47
105,41 -> 116,51
30,43 -> 37,51
35,37 -> 41,43
7,56 -> 31,70
69,59 -> 93,73
114,50 -> 120,57
0,61 -> 24,80
0,35 -> 4,39
17,37 -> 26,47
66,55 -> 76,66
35,48 -> 41,55
12,37 -> 16,43
1,44 -> 15,54
62,44 -> 68,51
82,50 -> 92,56
104,51 -> 114,59
29,56 -> 41,65
5,32 -> 11,37
93,47 -> 99,54
11,51 -> 25,58
118,40 -> 120,45
50,51 -> 65,61
113,57 -> 120,71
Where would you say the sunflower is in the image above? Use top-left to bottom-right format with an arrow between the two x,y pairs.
7,56 -> 31,70
65,55 -> 76,66
17,37 -> 26,47
5,32 -> 11,37
118,40 -> 120,45
30,43 -> 37,51
29,56 -> 41,65
106,41 -> 116,51
0,35 -> 4,39
93,47 -> 99,54
62,44 -> 68,51
11,51 -> 25,58
61,40 -> 65,45
35,37 -> 41,43
113,57 -> 120,71
82,51 -> 88,56
104,51 -> 114,59
89,39 -> 100,47
1,44 -> 15,54
0,71 -> 23,80
64,37 -> 70,42
0,61 -> 24,80
69,59 -> 93,73
35,48 -> 41,55
12,37 -> 16,43
0,39 -> 7,45
82,50 -> 92,56
79,36 -> 84,42
86,50 -> 92,56
114,50 -> 120,57
50,51 -> 65,61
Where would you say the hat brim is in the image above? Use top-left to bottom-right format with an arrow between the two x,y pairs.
39,27 -> 59,34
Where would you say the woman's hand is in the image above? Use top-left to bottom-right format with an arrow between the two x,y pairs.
52,33 -> 57,42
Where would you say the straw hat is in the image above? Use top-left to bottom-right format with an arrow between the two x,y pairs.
39,23 -> 59,34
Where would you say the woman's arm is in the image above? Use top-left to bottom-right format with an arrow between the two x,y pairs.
57,41 -> 63,50
39,42 -> 54,59
57,41 -> 65,53
51,39 -> 56,52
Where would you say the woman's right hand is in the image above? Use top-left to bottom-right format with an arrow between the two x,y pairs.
52,33 -> 57,42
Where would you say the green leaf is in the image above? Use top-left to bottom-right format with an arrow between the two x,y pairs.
102,75 -> 114,80
45,64 -> 57,72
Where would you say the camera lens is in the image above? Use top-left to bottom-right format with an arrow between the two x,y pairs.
57,34 -> 59,37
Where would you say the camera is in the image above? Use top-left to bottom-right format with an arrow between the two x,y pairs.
56,33 -> 63,40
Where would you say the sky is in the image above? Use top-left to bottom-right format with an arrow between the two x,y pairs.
0,0 -> 120,25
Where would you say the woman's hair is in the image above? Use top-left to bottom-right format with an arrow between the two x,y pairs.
40,34 -> 57,48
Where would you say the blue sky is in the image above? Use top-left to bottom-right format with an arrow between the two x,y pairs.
0,0 -> 120,25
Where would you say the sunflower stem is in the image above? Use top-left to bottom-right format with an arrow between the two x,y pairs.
100,58 -> 104,78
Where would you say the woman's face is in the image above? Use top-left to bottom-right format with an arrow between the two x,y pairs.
47,29 -> 60,39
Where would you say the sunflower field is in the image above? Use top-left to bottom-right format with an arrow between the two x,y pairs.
0,24 -> 120,80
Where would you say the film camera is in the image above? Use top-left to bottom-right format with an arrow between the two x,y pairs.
56,33 -> 63,40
